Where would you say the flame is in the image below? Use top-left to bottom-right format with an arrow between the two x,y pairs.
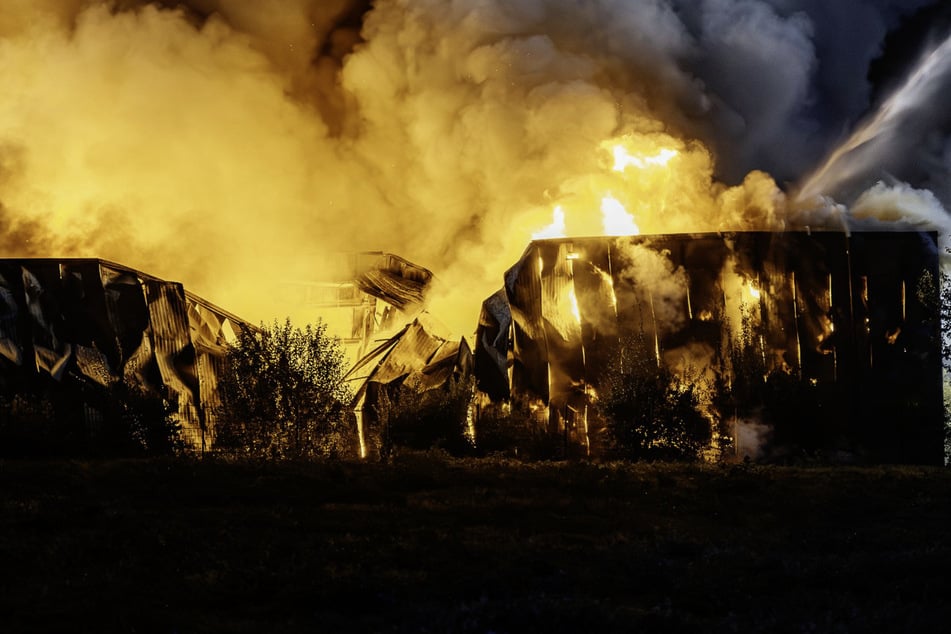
747,282 -> 762,300
533,205 -> 567,239
611,145 -> 678,172
600,195 -> 639,236
530,138 -> 682,241
602,270 -> 618,315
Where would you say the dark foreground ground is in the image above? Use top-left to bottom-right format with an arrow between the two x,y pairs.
2,455 -> 950,633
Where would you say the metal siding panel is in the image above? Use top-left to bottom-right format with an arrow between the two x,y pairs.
486,232 -> 942,463
370,320 -> 444,386
21,264 -> 72,380
144,280 -> 202,444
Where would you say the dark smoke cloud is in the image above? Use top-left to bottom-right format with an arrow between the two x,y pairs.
668,0 -> 949,189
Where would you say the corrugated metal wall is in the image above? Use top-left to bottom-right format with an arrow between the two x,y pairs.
0,258 -> 249,453
476,232 -> 943,464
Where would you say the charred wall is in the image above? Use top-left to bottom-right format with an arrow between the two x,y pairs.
0,259 -> 250,454
475,232 -> 943,464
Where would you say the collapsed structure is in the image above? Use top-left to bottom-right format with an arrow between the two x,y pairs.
302,253 -> 472,458
0,253 -> 471,458
0,258 -> 250,452
475,231 -> 943,464
346,314 -> 473,458
1,231 -> 943,464
278,251 -> 436,362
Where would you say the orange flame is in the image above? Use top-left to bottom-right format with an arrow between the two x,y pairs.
568,286 -> 581,323
530,138 -> 680,240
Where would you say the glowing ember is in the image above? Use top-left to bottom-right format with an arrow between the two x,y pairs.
601,195 -> 639,236
611,145 -> 678,172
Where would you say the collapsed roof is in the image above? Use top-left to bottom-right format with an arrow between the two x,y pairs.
0,258 -> 251,452
353,252 -> 433,313
346,314 -> 473,458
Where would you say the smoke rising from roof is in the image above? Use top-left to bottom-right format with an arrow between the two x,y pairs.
0,0 -> 948,335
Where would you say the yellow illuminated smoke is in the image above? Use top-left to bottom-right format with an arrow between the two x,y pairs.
0,2 -> 788,339
528,141 -> 675,240
528,135 -> 737,243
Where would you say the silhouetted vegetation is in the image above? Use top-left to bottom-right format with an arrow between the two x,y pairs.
0,380 -> 180,458
473,398 -> 564,459
598,334 -> 711,462
95,383 -> 182,456
214,319 -> 354,460
374,376 -> 474,459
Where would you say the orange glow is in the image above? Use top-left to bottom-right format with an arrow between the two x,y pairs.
603,271 -> 618,315
0,3 -> 792,346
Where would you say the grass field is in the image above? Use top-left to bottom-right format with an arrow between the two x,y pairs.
2,454 -> 950,633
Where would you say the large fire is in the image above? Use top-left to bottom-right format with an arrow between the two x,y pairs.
531,139 -> 685,241
0,1 -> 947,467
600,195 -> 639,236
0,2 -> 946,341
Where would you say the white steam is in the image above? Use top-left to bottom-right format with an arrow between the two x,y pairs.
618,243 -> 689,337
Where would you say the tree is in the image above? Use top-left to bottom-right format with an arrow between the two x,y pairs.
215,319 -> 353,459
597,334 -> 712,462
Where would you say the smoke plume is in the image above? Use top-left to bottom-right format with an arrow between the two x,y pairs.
0,0 -> 947,335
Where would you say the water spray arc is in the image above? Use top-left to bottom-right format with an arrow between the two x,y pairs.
796,31 -> 951,204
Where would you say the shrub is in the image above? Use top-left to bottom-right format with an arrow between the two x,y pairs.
597,334 -> 711,462
0,382 -> 181,458
215,319 -> 353,460
375,376 -> 474,458
473,399 -> 562,459
98,383 -> 182,456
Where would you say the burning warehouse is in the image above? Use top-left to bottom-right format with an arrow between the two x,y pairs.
475,231 -> 943,465
0,258 -> 251,454
0,2 -> 948,467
